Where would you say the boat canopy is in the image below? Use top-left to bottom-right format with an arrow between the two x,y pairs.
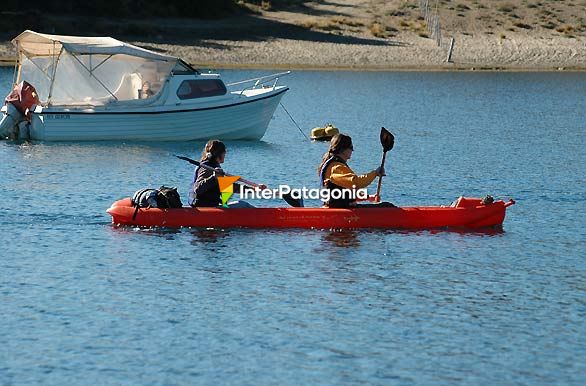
12,30 -> 183,106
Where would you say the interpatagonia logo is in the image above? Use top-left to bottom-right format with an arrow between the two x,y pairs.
239,185 -> 368,202
217,176 -> 240,207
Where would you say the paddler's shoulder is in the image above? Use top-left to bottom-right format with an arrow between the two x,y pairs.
329,161 -> 352,173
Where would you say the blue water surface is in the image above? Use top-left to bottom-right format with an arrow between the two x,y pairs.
0,67 -> 584,385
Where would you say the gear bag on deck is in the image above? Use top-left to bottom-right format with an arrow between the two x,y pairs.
131,186 -> 183,209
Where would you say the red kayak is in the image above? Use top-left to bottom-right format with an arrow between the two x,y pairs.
107,196 -> 515,229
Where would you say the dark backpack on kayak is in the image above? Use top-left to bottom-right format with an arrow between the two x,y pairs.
157,186 -> 182,208
131,186 -> 183,209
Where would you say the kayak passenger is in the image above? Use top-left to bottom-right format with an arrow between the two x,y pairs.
189,140 -> 263,208
318,133 -> 388,208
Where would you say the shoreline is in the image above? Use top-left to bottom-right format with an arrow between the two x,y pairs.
2,1 -> 586,73
2,57 -> 585,72
3,33 -> 585,72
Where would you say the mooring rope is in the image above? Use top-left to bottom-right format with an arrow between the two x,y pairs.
280,102 -> 310,141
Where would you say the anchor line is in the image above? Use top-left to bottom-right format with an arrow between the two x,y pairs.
280,102 -> 309,141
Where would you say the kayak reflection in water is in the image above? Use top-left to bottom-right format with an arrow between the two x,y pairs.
189,139 -> 265,208
318,133 -> 395,208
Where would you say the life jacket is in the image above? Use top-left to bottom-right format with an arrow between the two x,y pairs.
189,159 -> 221,207
319,155 -> 355,208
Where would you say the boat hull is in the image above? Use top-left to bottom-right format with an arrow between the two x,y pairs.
27,88 -> 287,141
107,197 -> 515,229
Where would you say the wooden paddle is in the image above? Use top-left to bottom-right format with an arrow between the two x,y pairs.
175,155 -> 304,208
374,127 -> 395,203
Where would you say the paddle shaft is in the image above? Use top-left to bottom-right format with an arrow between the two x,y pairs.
197,161 -> 260,188
374,151 -> 387,202
176,156 -> 259,187
175,155 -> 304,208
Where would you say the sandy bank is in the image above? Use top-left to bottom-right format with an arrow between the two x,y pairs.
2,31 -> 585,71
1,0 -> 586,71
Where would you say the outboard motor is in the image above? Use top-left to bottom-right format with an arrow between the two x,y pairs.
0,103 -> 24,138
0,81 -> 40,139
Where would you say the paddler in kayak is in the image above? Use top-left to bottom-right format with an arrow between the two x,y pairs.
189,140 -> 265,208
318,133 -> 392,208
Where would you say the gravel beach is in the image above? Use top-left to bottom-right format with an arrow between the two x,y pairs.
1,0 -> 585,70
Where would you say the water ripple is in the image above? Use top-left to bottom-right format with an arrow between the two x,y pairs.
1,69 -> 585,385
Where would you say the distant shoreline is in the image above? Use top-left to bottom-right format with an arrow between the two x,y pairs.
3,34 -> 585,72
2,1 -> 586,72
3,27 -> 586,73
2,56 -> 585,72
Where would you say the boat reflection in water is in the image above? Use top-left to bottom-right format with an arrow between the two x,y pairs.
322,230 -> 361,248
189,228 -> 231,245
320,225 -> 505,249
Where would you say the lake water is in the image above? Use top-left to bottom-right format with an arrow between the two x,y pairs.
1,67 -> 584,385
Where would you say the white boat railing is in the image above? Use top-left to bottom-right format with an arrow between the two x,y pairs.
226,71 -> 291,96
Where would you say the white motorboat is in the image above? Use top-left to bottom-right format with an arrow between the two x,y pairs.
0,30 -> 289,141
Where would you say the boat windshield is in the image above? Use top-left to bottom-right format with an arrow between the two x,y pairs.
20,51 -> 175,106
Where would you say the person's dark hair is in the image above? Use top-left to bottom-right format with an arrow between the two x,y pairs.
317,133 -> 353,174
200,139 -> 226,161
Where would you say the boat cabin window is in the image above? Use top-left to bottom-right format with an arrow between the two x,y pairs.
176,79 -> 227,100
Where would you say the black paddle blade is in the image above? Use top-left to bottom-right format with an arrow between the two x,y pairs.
380,127 -> 395,152
283,193 -> 304,208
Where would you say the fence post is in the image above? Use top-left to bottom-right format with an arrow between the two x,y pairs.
446,37 -> 455,63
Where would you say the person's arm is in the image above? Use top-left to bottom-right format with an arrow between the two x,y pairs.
193,167 -> 218,196
328,163 -> 378,189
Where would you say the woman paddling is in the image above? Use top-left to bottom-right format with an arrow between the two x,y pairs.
189,140 -> 263,208
318,133 -> 392,208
